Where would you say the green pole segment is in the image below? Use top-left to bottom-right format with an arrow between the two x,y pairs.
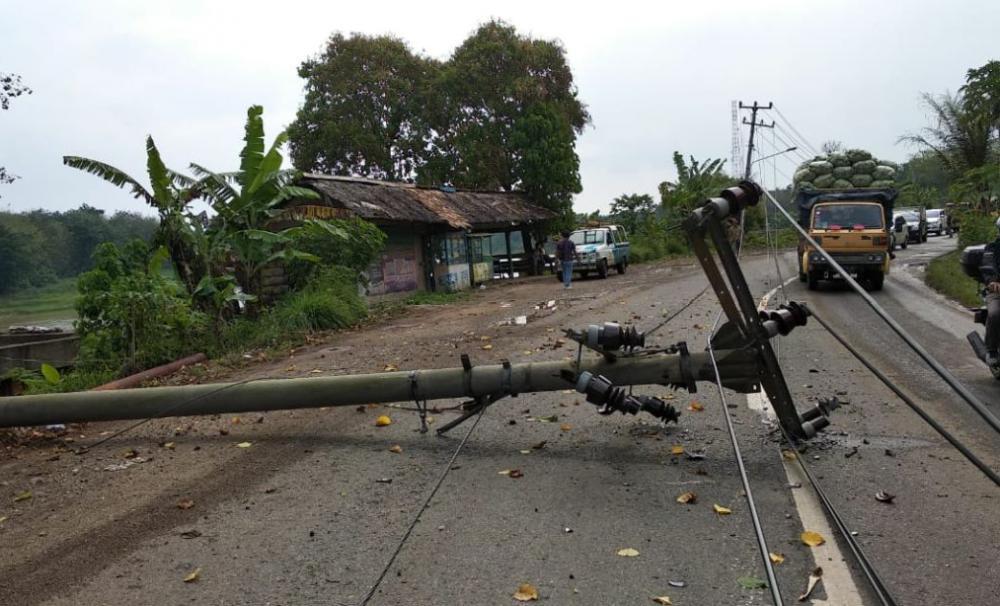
0,350 -> 759,428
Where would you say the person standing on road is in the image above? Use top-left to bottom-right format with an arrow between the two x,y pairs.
984,218 -> 1000,365
556,230 -> 579,289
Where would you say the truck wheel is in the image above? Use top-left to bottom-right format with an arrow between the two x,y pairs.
921,231 -> 928,243
799,271 -> 807,283
616,260 -> 627,274
901,239 -> 907,250
807,270 -> 819,291
579,270 -> 589,279
868,271 -> 884,291
597,259 -> 609,279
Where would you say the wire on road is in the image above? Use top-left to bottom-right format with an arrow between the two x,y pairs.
702,211 -> 786,605
809,310 -> 1000,487
350,404 -> 488,606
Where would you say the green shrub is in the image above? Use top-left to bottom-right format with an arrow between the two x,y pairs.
286,218 -> 387,289
75,241 -> 207,375
926,249 -> 980,308
958,211 -> 996,248
215,266 -> 367,355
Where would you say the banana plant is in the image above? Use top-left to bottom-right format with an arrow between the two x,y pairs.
189,105 -> 323,302
63,138 -> 209,295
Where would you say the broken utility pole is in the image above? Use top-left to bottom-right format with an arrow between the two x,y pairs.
0,182 -> 837,440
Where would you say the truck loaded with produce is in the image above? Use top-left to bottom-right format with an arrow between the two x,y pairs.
793,149 -> 900,292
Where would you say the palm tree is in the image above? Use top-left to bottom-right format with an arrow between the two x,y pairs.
63,139 -> 208,294
900,92 -> 994,177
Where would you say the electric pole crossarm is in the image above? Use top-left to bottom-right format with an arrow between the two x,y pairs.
0,349 -> 762,429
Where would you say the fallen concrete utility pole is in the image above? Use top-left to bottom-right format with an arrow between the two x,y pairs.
0,181 -> 835,440
0,348 -> 759,428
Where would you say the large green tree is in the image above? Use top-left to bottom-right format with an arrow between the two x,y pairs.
962,60 -> 1000,137
609,193 -> 656,236
288,34 -> 439,182
289,22 -> 590,221
433,20 -> 590,194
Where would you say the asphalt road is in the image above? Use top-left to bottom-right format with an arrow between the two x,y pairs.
1,235 -> 997,605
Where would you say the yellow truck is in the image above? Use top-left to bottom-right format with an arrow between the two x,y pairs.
796,188 -> 897,292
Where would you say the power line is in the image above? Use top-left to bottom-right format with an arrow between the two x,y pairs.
771,106 -> 820,155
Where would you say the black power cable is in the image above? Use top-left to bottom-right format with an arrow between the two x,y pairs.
810,310 -> 1000,487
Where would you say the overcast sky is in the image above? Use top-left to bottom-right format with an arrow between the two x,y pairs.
1,0 -> 996,216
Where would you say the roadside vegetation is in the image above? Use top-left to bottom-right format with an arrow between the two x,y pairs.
926,250 -> 981,308
2,21 -> 592,394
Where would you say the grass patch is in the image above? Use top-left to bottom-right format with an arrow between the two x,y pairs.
0,278 -> 78,328
403,290 -> 469,305
926,249 -> 981,308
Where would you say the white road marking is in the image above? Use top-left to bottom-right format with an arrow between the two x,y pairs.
748,276 -> 864,605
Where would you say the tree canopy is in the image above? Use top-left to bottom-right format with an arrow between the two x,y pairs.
288,21 -> 590,221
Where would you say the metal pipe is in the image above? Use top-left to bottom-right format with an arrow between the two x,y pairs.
92,353 -> 207,391
0,349 -> 758,428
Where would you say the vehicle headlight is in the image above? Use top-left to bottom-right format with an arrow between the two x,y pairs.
810,253 -> 823,262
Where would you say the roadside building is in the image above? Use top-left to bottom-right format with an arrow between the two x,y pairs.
280,175 -> 554,296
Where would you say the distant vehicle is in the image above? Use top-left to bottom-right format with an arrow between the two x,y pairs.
557,225 -> 630,280
896,207 -> 928,243
926,208 -> 946,236
796,188 -> 895,291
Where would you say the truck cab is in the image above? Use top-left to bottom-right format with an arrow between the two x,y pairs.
798,192 -> 894,292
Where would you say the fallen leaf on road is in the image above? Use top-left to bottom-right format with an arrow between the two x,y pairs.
177,498 -> 195,510
676,491 -> 697,504
874,490 -> 895,504
670,445 -> 685,455
480,335 -> 491,341
668,580 -> 686,588
531,441 -> 547,450
163,442 -> 176,450
123,448 -> 139,459
798,567 -> 823,602
383,364 -> 398,372
13,491 -> 32,502
236,442 -> 252,448
513,583 -> 539,601
179,529 -> 201,539
508,469 -> 524,478
781,449 -> 797,461
713,504 -> 732,515
183,568 -> 201,583
388,445 -> 403,453
520,449 -> 532,454
801,531 -> 825,547
738,575 -> 768,589
769,552 -> 785,564
560,423 -> 572,432
617,548 -> 640,557
537,415 -> 559,423
688,401 -> 704,412
285,365 -> 296,372
375,415 -> 392,427
0,516 -> 7,524
651,596 -> 673,605
481,344 -> 493,350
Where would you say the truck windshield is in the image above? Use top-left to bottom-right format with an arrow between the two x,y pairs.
812,204 -> 884,230
570,230 -> 604,245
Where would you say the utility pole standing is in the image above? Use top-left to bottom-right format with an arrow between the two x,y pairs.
739,101 -> 774,179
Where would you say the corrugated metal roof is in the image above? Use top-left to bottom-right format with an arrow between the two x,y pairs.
299,174 -> 554,230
